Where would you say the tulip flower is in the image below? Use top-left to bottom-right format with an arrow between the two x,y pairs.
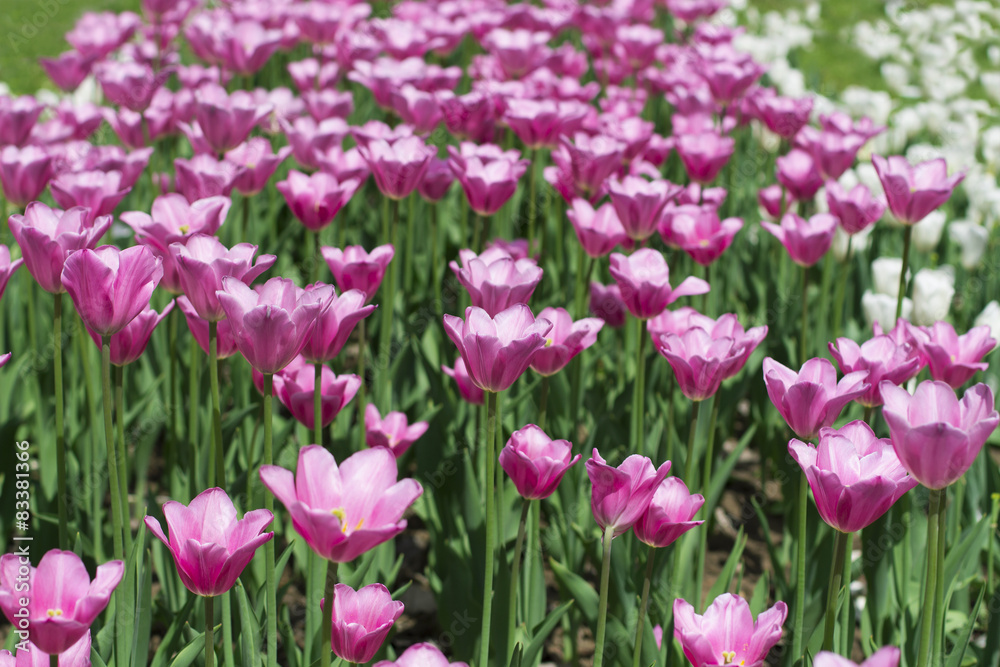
260,445 -> 423,562
442,357 -> 484,405
0,145 -> 54,207
87,301 -> 174,366
284,117 -> 351,170
673,594 -> 787,667
304,89 -> 355,122
374,643 -> 469,667
589,281 -> 627,328
277,171 -> 362,232
796,127 -> 867,181
633,477 -> 704,548
482,28 -> 551,78
761,213 -> 838,267
567,199 -> 628,258
529,307 -> 604,376
587,449 -> 671,537
551,133 -> 625,202
177,296 -> 239,359
675,132 -> 735,184
776,149 -> 824,201
607,176 -> 680,242
327,583 -> 404,664
757,184 -> 792,220
814,647 -> 900,667
0,354 -> 10,369
61,245 -> 163,337
872,155 -> 964,225
0,550 -> 123,655
226,138 -> 292,196
322,245 -> 394,303
750,90 -> 812,138
4,631 -> 91,666
217,21 -> 283,75
95,60 -> 168,112
660,205 -> 743,266
449,249 -> 543,317
763,357 -> 869,440
194,85 -> 271,154
828,335 -> 922,407
450,155 -> 530,217
174,155 -> 244,203
443,304 -> 551,393
65,10 -> 139,59
358,136 -> 436,201
389,85 -> 442,134
790,421 -> 917,533
48,170 -> 130,226
698,53 -> 765,105
0,95 -> 44,147
500,425 -> 580,500
40,50 -> 93,92
825,181 -> 885,235
364,404 -> 429,458
275,364 -> 361,430
608,248 -> 710,320
914,322 -> 996,389
216,276 -> 324,374
144,487 -> 274,597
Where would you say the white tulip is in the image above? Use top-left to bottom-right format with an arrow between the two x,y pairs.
872,258 -> 906,298
911,267 -> 956,325
949,221 -> 990,269
832,224 -> 872,262
974,301 -> 1000,343
862,291 -> 912,331
912,210 -> 948,253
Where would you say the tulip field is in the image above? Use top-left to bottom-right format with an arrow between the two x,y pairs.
1,0 -> 1000,666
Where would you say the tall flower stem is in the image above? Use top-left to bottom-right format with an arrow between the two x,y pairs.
831,236 -> 853,339
78,323 -> 103,562
357,320 -> 367,450
378,200 -> 399,410
306,553 -> 328,666
210,321 -> 225,487
895,226 -> 913,321
507,499 -> 532,660
205,595 -> 215,667
321,562 -> 339,667
189,337 -> 201,459
932,490 -> 947,663
822,530 -> 851,652
431,203 -> 442,309
800,264 -> 809,364
683,400 -> 702,488
538,377 -> 549,431
917,488 -> 943,667
314,362 -> 323,448
631,544 -> 656,667
222,591 -> 235,667
263,372 -> 278,667
405,195 -> 416,292
114,366 -> 132,554
101,336 -> 126,663
168,309 -> 180,448
53,293 -> 68,547
495,392 -> 506,545
663,374 -> 676,465
592,525 -> 615,667
527,149 -> 538,252
479,391 -> 499,667
633,320 -> 648,457
695,397 -> 720,608
791,472 -> 809,665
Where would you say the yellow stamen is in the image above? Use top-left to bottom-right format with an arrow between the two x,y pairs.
721,651 -> 736,665
178,224 -> 190,233
46,609 -> 63,617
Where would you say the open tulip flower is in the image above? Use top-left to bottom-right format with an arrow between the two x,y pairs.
300,285 -> 376,362
449,248 -> 543,317
260,445 -> 423,562
358,135 -> 436,201
763,357 -> 869,440
825,181 -> 885,235
673,593 -> 787,667
607,175 -> 680,242
0,550 -> 123,655
529,307 -> 604,376
814,647 -> 900,667
872,155 -> 964,224
633,476 -> 704,548
170,235 -> 276,321
911,322 -> 996,389
500,424 -> 581,500
364,404 -> 429,458
776,149 -> 824,202
275,363 -> 361,430
762,213 -> 838,267
567,199 -> 629,257
828,335 -> 922,407
145,487 -> 274,597
49,170 -> 131,226
322,244 -> 395,303
374,643 -> 469,667
327,583 -> 405,664
87,301 -> 174,366
587,448 -> 671,537
880,380 -> 999,489
609,248 -> 710,320
0,145 -> 55,207
790,421 -> 917,533
660,205 -> 744,266
276,170 -> 361,232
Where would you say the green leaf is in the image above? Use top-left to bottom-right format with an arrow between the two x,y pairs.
235,578 -> 262,667
550,558 -> 599,625
150,595 -> 197,667
130,546 -> 153,667
749,571 -> 770,616
706,528 -> 747,607
945,584 -> 984,667
507,642 -> 523,667
165,630 -> 207,667
943,513 -> 990,608
521,600 -> 574,667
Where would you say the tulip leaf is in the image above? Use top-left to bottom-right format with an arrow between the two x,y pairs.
704,424 -> 755,516
150,594 -> 198,667
234,578 -> 262,667
521,599 -> 574,667
944,513 -> 990,607
165,629 -> 208,667
749,571 -> 770,616
550,558 -> 599,625
90,649 -> 109,667
507,642 -> 523,667
945,584 -> 984,667
706,527 -> 747,608
131,547 -> 154,667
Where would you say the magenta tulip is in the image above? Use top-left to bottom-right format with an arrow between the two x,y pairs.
503,98 -> 591,149
914,322 -> 996,389
145,488 -> 273,597
673,594 -> 787,667
609,248 -> 710,320
217,21 -> 283,75
303,89 -> 355,122
567,199 -> 628,258
174,155 -> 244,203
0,95 -> 44,147
260,445 -> 423,562
449,249 -> 543,317
321,245 -> 394,303
796,127 -> 867,181
499,424 -> 580,500
790,421 -> 917,533
0,550 -> 123,655
660,205 -> 743,266
0,145 -> 54,207
40,51 -> 93,92
589,281 -> 627,328
418,158 -> 455,202
194,85 -> 270,154
828,336 -> 922,407
587,449 -> 671,536
763,357 -> 869,440
61,245 -> 162,337
300,287 -> 376,363
87,301 -> 174,366
95,61 -> 168,112
49,170 -> 130,226
5,631 -> 91,666
776,149 -> 824,201
374,643 -> 469,667
751,90 -> 812,138
826,182 -> 885,235
757,184 -> 791,220
327,583 -> 404,664
451,155 -> 530,217
177,296 -> 239,359
277,171 -> 361,232
872,155 -> 964,225
761,213 -> 838,267
529,307 -> 604,376
8,204 -> 108,294
442,357 -> 485,405
633,477 -> 704,548
364,404 -> 429,458
675,132 -> 735,184
552,133 -> 625,202
881,380 -> 999,489
443,304 -> 551,393
814,647 -> 900,667
226,138 -> 292,196
275,364 -> 361,430
284,116 -> 351,170
607,176 -> 680,242
358,136 -> 436,201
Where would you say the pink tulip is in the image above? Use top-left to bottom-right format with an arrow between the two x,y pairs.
503,98 -> 590,149
61,245 -> 163,337
442,357 -> 485,405
673,594 -> 787,667
675,132 -> 735,184
666,0 -> 727,22
301,286 -> 375,363
872,155 -> 964,225
288,58 -> 341,93
321,244 -> 394,303
881,380 -> 999,489
443,304 -> 551,393
828,336 -> 922,407
73,145 -> 151,190
177,296 -> 239,359
418,158 -> 455,202
358,136 -> 436,201
0,354 -> 10,369
776,149 -> 824,201
589,281 -> 627,328
65,11 -> 139,59
660,205 -> 743,266
825,182 -> 885,235
0,246 -> 22,302
261,445 -> 422,561
0,96 -> 44,147
122,194 -> 231,294
757,184 -> 791,220
283,116 -> 350,170
763,357 -> 869,440
698,53 -> 765,106
796,127 -> 867,181
647,307 -> 717,342
225,138 -> 292,196
8,203 -> 109,294
761,213 -> 838,267
607,176 -> 680,242
49,170 -> 130,225
174,155 -> 244,203
317,146 -> 371,185
567,199 -> 629,258
500,424 -> 580,500
194,85 -> 271,153
216,276 -> 324,374
790,421 -> 917,533
0,550 -> 123,655
633,477 -> 704,548
814,647 -> 900,667
218,21 -> 283,75
145,487 -> 273,597
914,322 -> 996,389
40,51 -> 94,92
87,301 -> 173,366
170,235 -> 275,322
587,448 -> 671,536
101,108 -> 169,149
449,249 -> 543,317
530,307 -> 604,376
819,112 -> 885,141
482,28 -> 551,79
0,145 -> 54,207
655,314 -> 767,401
327,583 -> 404,664
277,171 -> 361,232
609,248 -> 710,320
750,89 -> 812,138
364,404 -> 429,458
389,85 -> 442,134
374,643 -> 469,667
275,363 -> 361,430
95,61 -> 168,112
453,155 -> 530,217
550,133 -> 625,202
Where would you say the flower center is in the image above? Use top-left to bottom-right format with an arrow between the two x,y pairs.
46,609 -> 63,618
178,225 -> 190,234
330,507 -> 364,533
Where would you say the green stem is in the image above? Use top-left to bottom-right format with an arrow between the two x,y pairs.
840,533 -> 853,657
932,490 -> 947,663
222,591 -> 235,667
538,377 -> 549,432
791,472 -> 808,666
50,654 -> 57,667
631,545 -> 656,667
822,530 -> 851,652
592,526 -> 615,667
527,149 -> 538,252
314,362 -> 323,448
431,203 -> 442,310
895,226 -> 912,322
54,293 -> 67,548
189,336 -> 201,459
101,337 -> 126,663
916,488 -> 943,667
321,562 -> 339,667
357,319 -> 367,450
205,595 -> 215,667
169,308 -> 179,451
507,499 -> 532,660
663,373 -> 676,465
78,321 -> 103,563
314,230 -> 321,285
210,321 -> 224,488
114,365 -> 132,554
240,194 -> 250,244
695,397 -> 719,609
405,195 -> 415,294
800,264 -> 809,365
634,321 -> 648,457
378,200 -> 399,410
472,209 -> 482,253
496,391 -> 506,548
263,373 -> 278,667
479,391 -> 498,667
683,401 -> 702,488
831,236 -> 853,339
863,405 -> 873,427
